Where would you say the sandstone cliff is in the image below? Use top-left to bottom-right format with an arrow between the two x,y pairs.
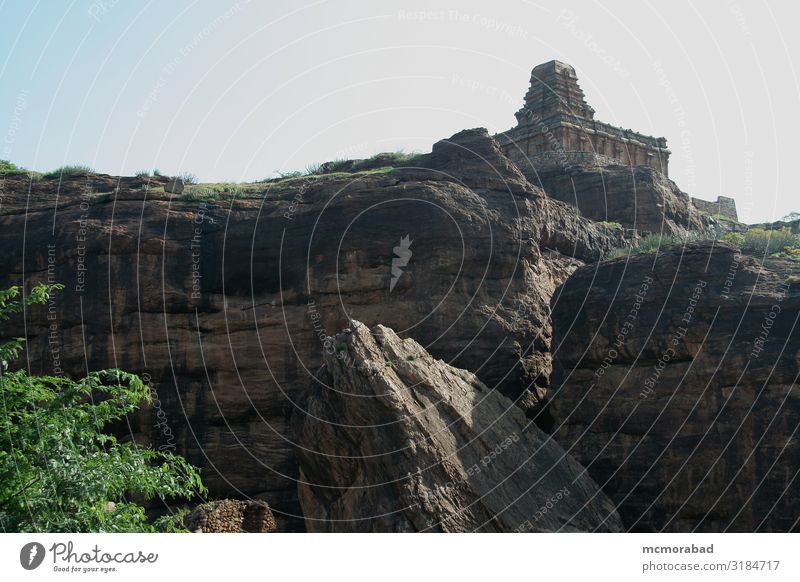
549,242 -> 800,531
0,129 -> 617,531
531,164 -> 705,235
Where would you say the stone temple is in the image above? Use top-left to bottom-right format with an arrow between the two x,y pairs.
497,60 -> 671,176
496,60 -> 738,222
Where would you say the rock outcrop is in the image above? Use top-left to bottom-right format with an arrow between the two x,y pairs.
531,164 -> 705,235
549,242 -> 800,531
183,500 -> 277,532
0,129 -> 617,531
293,321 -> 623,532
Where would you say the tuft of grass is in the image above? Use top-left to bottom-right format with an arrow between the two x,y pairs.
43,164 -> 95,179
320,158 -> 351,173
368,151 -> 422,165
604,232 -> 707,260
274,170 -> 304,180
787,275 -> 800,284
599,221 -> 623,231
178,171 -> 198,185
304,162 -> 323,175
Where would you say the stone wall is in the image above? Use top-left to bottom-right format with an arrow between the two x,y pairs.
691,195 -> 738,221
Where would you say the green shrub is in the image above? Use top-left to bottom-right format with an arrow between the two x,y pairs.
781,211 -> 800,222
722,232 -> 745,248
0,159 -> 26,174
1,284 -> 206,532
741,227 -> 800,256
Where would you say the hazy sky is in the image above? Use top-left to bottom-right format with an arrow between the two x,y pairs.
1,0 -> 797,223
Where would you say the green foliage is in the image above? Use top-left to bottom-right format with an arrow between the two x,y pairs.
781,211 -> 800,222
134,170 -> 152,178
722,232 -> 745,248
43,164 -> 95,179
0,159 -> 26,174
304,162 -> 323,175
709,213 -> 739,223
773,247 -> 800,261
275,170 -> 304,179
787,275 -> 800,284
0,284 -> 205,532
605,227 -> 800,262
604,232 -> 706,260
741,227 -> 800,257
599,221 -> 624,231
179,182 -> 265,201
0,284 -> 63,369
367,151 -> 422,165
178,172 -> 198,185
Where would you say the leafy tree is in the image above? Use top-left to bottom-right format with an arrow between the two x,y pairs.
0,284 -> 205,532
0,159 -> 25,174
781,211 -> 800,222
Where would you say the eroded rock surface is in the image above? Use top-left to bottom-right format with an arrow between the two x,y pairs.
293,321 -> 623,532
531,164 -> 705,234
549,242 -> 800,531
0,129 -> 616,531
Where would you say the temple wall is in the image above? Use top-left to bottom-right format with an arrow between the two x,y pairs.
691,195 -> 739,221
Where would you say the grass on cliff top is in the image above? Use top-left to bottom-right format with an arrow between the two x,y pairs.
731,227 -> 800,259
260,166 -> 396,184
604,227 -> 800,261
41,164 -> 95,179
2,160 -> 109,181
604,232 -> 708,260
0,159 -> 26,174
177,168 -> 397,201
320,151 -> 424,173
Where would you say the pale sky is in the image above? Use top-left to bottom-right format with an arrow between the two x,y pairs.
1,0 -> 798,223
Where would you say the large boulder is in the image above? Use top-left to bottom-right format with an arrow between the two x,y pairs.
292,321 -> 623,532
549,241 -> 800,531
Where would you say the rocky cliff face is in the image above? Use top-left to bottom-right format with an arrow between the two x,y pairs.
549,242 -> 800,531
293,320 -> 622,532
0,129 -> 617,531
530,164 -> 705,235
